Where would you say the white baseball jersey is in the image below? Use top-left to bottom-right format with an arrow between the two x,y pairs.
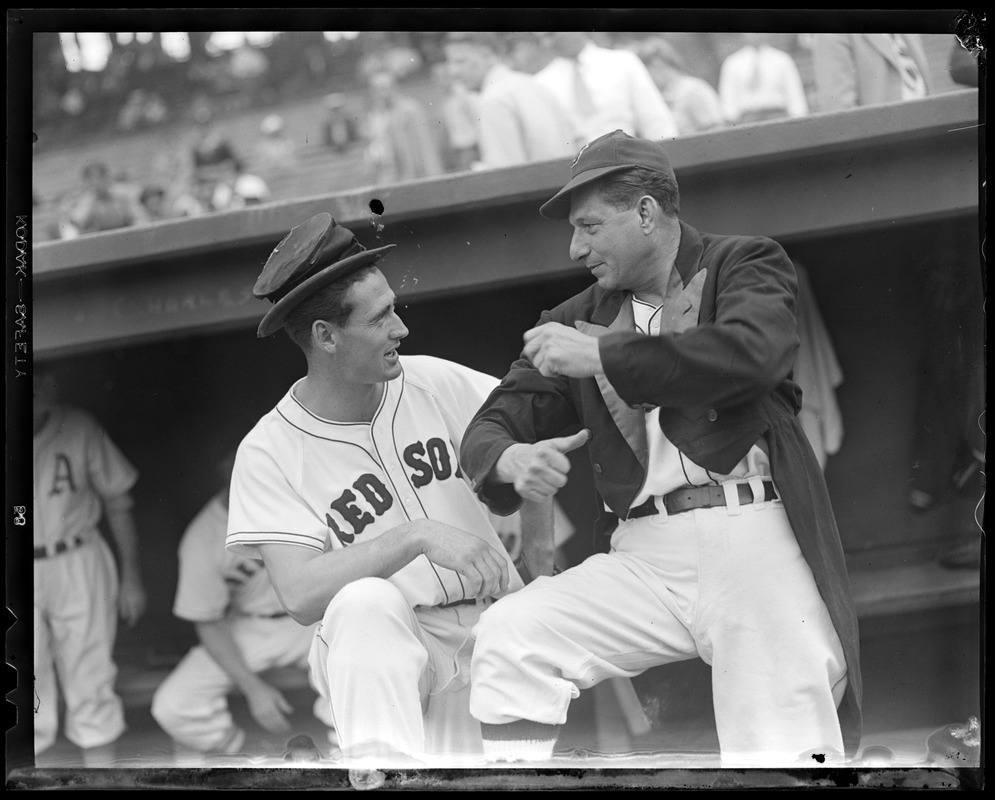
226,355 -> 525,607
33,404 -> 138,548
174,492 -> 287,622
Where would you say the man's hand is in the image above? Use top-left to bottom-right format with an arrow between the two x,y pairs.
118,576 -> 147,627
244,679 -> 294,735
415,522 -> 511,600
495,430 -> 591,502
523,322 -> 603,378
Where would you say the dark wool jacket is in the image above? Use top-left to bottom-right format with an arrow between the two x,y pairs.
460,220 -> 862,757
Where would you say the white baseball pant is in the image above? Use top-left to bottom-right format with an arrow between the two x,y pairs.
470,493 -> 849,768
151,616 -> 325,753
34,536 -> 124,753
308,577 -> 486,767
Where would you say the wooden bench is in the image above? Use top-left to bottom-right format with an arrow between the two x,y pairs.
849,559 -> 980,619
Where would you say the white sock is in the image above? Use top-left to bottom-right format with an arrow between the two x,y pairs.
480,721 -> 559,763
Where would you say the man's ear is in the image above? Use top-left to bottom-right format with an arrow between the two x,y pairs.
637,195 -> 660,233
311,319 -> 338,355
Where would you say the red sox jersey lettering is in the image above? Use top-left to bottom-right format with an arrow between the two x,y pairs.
326,437 -> 462,544
226,356 -> 525,608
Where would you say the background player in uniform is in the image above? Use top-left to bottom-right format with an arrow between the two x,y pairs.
32,367 -> 147,760
151,449 -> 335,758
225,213 -> 554,767
460,130 -> 863,768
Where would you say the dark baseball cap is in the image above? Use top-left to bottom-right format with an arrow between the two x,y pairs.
253,212 -> 395,338
539,129 -> 677,220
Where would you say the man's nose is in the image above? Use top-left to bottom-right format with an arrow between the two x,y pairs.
392,314 -> 409,341
569,229 -> 590,262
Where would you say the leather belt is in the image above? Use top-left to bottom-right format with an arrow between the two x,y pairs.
628,480 -> 778,519
440,599 -> 479,609
33,535 -> 89,560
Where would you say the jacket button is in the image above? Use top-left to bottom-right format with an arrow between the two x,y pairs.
593,463 -> 603,474
706,409 -> 718,422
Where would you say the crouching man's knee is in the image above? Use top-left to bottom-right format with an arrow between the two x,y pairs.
319,577 -> 426,674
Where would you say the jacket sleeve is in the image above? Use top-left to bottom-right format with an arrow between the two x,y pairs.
600,235 -> 799,412
459,311 -> 584,513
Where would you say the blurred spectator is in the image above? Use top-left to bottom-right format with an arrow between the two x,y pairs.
810,33 -> 932,113
635,37 -> 726,136
443,32 -> 575,170
229,44 -> 270,96
948,36 -> 982,87
65,160 -> 143,235
432,62 -> 480,172
171,173 -> 218,218
535,32 -> 679,146
116,88 -> 169,133
210,157 -> 272,211
252,113 -> 299,181
138,185 -> 175,223
505,31 -> 555,75
190,104 -> 243,178
321,93 -> 359,152
718,33 -> 809,125
362,69 -> 445,185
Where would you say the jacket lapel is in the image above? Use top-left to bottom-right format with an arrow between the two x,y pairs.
575,304 -> 648,469
575,221 -> 708,470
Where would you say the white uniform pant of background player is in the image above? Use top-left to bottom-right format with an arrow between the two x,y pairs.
309,577 -> 485,766
34,536 -> 123,753
470,489 -> 849,768
151,616 -> 330,753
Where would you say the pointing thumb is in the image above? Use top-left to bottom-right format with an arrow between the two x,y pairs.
550,429 -> 591,454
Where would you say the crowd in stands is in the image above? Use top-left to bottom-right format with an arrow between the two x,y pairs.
42,31 -> 977,241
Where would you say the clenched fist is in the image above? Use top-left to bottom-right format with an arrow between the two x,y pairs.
523,322 -> 603,378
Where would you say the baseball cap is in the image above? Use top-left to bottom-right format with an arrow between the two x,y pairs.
539,130 -> 677,219
253,213 -> 395,338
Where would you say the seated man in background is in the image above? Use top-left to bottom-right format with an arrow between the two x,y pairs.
152,450 -> 334,758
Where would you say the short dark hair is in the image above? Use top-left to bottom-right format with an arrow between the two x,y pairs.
594,167 -> 680,217
282,263 -> 378,352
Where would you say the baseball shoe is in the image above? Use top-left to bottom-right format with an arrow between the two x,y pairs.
282,733 -> 325,763
855,744 -> 895,767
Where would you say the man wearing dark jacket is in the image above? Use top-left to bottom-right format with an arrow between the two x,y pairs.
459,130 -> 862,768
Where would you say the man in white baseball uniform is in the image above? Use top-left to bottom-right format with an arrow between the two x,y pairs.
152,451 -> 334,757
32,368 -> 147,758
225,213 -> 551,767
